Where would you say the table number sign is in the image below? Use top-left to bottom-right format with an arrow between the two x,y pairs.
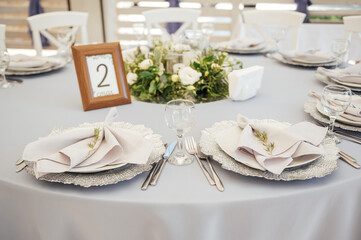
72,42 -> 131,111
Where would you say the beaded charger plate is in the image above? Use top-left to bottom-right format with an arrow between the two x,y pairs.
199,120 -> 339,181
24,122 -> 165,187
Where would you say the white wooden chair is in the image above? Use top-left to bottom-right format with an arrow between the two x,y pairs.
27,11 -> 88,56
242,10 -> 306,50
343,16 -> 361,44
143,8 -> 201,44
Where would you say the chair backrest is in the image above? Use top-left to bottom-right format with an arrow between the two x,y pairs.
143,8 -> 201,44
27,11 -> 88,56
343,16 -> 361,44
242,10 -> 306,50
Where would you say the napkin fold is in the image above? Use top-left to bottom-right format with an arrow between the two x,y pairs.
9,54 -> 60,69
280,50 -> 336,64
234,115 -> 326,175
22,108 -> 153,178
309,91 -> 361,122
228,66 -> 264,101
317,64 -> 361,84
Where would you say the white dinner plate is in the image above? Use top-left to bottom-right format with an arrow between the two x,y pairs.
316,101 -> 361,127
215,126 -> 321,171
329,77 -> 361,88
6,58 -> 67,76
314,72 -> 361,92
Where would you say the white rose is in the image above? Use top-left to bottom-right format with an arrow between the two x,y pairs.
178,66 -> 201,85
122,49 -> 135,63
126,72 -> 138,85
139,59 -> 153,70
140,46 -> 150,55
173,63 -> 185,73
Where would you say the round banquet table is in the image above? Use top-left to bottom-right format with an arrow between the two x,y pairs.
1,28 -> 361,240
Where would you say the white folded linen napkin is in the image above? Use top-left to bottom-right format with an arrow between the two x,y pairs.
228,65 -> 264,101
309,91 -> 361,122
217,37 -> 264,50
280,50 -> 336,64
22,108 -> 153,178
317,64 -> 361,84
232,114 -> 327,175
8,54 -> 61,69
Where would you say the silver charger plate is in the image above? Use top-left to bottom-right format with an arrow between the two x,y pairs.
304,99 -> 361,132
273,52 -> 339,68
199,120 -> 339,181
24,121 -> 165,187
314,72 -> 361,92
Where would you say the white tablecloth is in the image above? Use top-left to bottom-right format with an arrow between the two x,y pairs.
1,24 -> 361,240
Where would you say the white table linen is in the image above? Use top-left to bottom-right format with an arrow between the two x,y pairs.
1,24 -> 361,240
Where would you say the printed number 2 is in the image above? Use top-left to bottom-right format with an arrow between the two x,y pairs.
97,63 -> 110,88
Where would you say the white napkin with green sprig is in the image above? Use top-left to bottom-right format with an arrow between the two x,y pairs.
22,108 -> 153,178
233,115 -> 326,174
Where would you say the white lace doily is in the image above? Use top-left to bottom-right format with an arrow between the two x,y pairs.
24,122 -> 165,187
304,99 -> 361,132
199,120 -> 339,181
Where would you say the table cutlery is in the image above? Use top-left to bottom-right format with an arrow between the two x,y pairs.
150,141 -> 177,186
197,147 -> 224,192
7,78 -> 23,83
16,162 -> 27,173
335,132 -> 361,144
339,152 -> 360,169
15,158 -> 24,165
184,136 -> 215,186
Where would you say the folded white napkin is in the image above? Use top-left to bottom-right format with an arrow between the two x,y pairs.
8,54 -> 62,70
228,66 -> 264,101
317,64 -> 361,84
309,91 -> 361,123
217,37 -> 264,50
281,50 -> 336,64
22,108 -> 153,178
233,115 -> 326,175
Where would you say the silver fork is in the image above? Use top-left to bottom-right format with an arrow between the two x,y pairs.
191,137 -> 224,192
184,136 -> 215,186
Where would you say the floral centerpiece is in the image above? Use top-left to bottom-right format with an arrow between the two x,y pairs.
123,40 -> 242,103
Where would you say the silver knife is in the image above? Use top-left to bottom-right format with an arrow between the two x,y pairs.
150,141 -> 177,186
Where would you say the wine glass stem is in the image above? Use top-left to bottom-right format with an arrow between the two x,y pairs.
328,116 -> 336,137
176,134 -> 184,154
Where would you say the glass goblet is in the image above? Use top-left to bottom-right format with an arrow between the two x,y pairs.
0,44 -> 14,89
133,23 -> 144,46
271,28 -> 286,53
331,39 -> 350,68
164,99 -> 196,166
201,23 -> 214,50
56,27 -> 74,62
321,85 -> 352,144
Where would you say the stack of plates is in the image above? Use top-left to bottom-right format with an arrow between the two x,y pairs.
274,51 -> 338,68
199,120 -> 338,181
6,55 -> 67,75
216,38 -> 273,54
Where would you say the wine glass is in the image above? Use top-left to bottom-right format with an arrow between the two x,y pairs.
201,23 -> 214,50
0,40 -> 14,89
271,28 -> 286,53
56,27 -> 74,62
331,39 -> 350,68
133,23 -> 144,46
321,85 -> 352,143
164,99 -> 196,165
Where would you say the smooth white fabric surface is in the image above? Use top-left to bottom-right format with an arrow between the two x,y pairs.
1,24 -> 361,240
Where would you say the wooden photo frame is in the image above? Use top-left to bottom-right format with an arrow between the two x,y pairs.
72,42 -> 131,111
